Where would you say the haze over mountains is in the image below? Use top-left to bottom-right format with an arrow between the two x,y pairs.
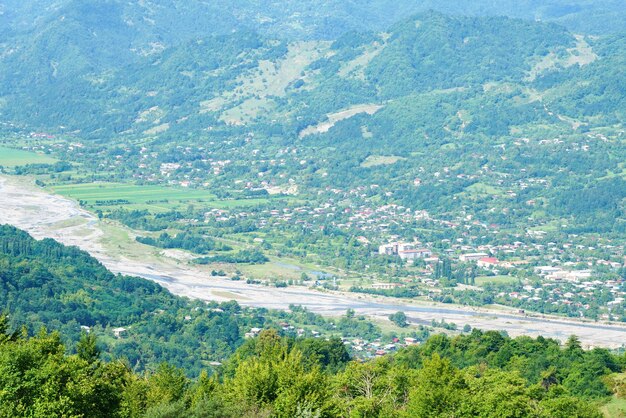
0,0 -> 624,133
1,0 -> 625,39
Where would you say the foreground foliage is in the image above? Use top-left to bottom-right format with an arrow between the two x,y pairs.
0,325 -> 619,417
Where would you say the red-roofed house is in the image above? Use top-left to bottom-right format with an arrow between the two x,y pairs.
477,257 -> 499,268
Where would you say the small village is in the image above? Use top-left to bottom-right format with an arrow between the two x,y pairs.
4,137 -> 626,323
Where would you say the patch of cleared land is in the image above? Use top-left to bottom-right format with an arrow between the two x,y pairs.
201,41 -> 331,124
464,182 -> 503,196
299,104 -> 384,138
50,182 -> 216,205
526,34 -> 597,82
143,123 -> 170,135
338,41 -> 386,80
475,275 -> 519,286
0,146 -> 58,166
48,182 -> 277,212
361,155 -> 406,168
135,106 -> 166,124
601,396 -> 626,418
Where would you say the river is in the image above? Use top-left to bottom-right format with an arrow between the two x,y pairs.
1,175 -> 625,348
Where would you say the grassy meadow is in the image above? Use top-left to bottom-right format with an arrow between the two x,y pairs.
49,182 -> 278,212
474,275 -> 519,286
0,146 -> 58,167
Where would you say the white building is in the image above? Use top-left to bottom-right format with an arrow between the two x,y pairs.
459,252 -> 489,262
399,248 -> 433,261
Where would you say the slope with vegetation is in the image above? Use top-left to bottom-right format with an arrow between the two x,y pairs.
0,323 -> 623,417
0,225 -> 386,376
0,228 -> 625,416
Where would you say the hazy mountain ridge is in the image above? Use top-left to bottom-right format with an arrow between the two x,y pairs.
1,0 -> 625,39
1,10 -> 610,135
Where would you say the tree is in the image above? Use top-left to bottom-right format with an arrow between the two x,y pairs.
389,311 -> 408,328
405,354 -> 466,417
145,363 -> 188,408
76,331 -> 100,364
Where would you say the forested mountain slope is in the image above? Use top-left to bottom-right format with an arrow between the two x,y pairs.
2,11 -> 620,135
0,224 -> 253,374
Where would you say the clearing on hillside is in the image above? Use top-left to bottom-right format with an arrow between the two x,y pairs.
299,104 -> 384,138
361,155 -> 406,168
526,34 -> 597,82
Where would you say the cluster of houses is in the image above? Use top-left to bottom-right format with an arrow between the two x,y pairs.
27,139 -> 626,319
500,277 -> 626,319
245,324 -> 318,339
245,326 -> 423,358
348,337 -> 420,358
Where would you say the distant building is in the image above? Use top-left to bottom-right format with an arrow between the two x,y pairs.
546,270 -> 593,282
459,252 -> 489,262
535,266 -> 563,276
399,248 -> 432,261
379,242 -> 431,261
112,327 -> 127,338
245,327 -> 263,338
404,337 -> 419,346
477,257 -> 499,268
378,243 -> 399,255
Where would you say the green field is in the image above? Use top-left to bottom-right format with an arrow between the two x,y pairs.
0,146 -> 58,167
49,182 -> 275,212
465,182 -> 502,196
361,155 -> 406,168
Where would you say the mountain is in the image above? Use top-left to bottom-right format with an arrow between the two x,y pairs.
1,10 -> 623,234
0,10 -> 608,133
1,0 -> 625,39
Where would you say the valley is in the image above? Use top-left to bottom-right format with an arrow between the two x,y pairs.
1,2 -> 626,416
1,174 -> 625,348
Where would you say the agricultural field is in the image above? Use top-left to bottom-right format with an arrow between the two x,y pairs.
464,182 -> 503,196
239,256 -> 342,282
48,182 -> 277,212
474,275 -> 519,286
0,146 -> 57,167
